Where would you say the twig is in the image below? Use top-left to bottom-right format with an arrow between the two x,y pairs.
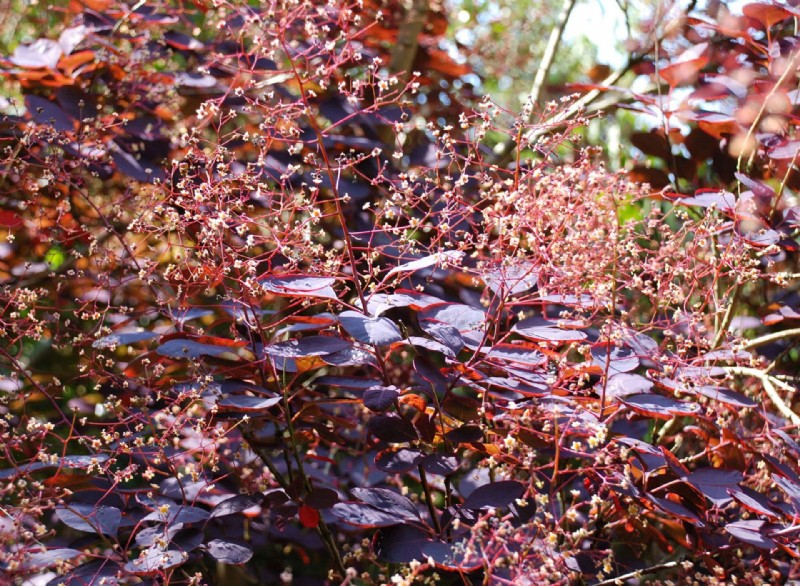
711,283 -> 740,349
595,561 -> 679,586
724,366 -> 800,427
743,328 -> 800,351
527,0 -> 577,110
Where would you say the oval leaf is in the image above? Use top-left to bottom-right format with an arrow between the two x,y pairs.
462,480 -> 525,510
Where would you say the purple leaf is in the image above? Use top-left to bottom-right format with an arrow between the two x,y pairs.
603,373 -> 653,401
338,310 -> 403,345
693,386 -> 756,408
420,453 -> 459,476
143,505 -> 209,525
368,413 -> 419,443
56,504 -> 121,537
419,303 -> 485,332
374,525 -> 433,563
211,494 -> 264,518
22,548 -> 83,571
591,344 -> 640,375
10,39 -> 62,68
125,549 -> 186,574
462,480 -> 525,510
481,343 -> 547,367
686,468 -> 743,506
93,331 -> 158,348
375,447 -> 424,474
331,502 -> 404,528
25,95 -> 75,132
362,386 -> 400,412
260,275 -> 338,300
482,262 -> 538,295
513,317 -> 587,344
622,394 -> 701,419
206,540 -> 253,565
264,335 -> 351,358
217,395 -> 282,412
156,339 -> 253,361
351,487 -> 420,520
730,487 -> 779,519
725,520 -> 776,549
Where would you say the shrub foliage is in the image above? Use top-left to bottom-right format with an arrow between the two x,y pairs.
1,1 -> 800,584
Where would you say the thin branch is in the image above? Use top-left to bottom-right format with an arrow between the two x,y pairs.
528,0 -> 577,111
724,366 -> 800,427
743,328 -> 800,351
711,283 -> 740,348
595,561 -> 679,586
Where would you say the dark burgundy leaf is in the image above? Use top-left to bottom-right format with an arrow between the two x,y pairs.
725,520 -> 776,549
211,494 -> 264,518
163,30 -> 204,51
351,487 -> 420,520
686,468 -> 743,506
314,375 -> 384,390
260,275 -> 338,300
338,310 -> 403,345
331,502 -> 404,528
622,394 -> 701,419
482,262 -> 538,295
375,447 -> 424,473
648,496 -> 705,527
364,290 -> 444,315
206,539 -> 253,565
217,395 -> 282,411
768,140 -> 800,161
462,480 -> 525,510
56,504 -> 121,537
368,413 -> 419,443
513,317 -> 587,344
305,488 -> 339,510
693,386 -> 756,408
591,344 -> 640,375
363,386 -> 400,412
93,331 -> 158,348
143,505 -> 209,525
157,339 -> 253,361
420,453 -> 459,476
603,373 -> 653,401
675,190 -> 736,212
321,346 -> 378,367
23,548 -> 83,571
111,145 -> 164,183
419,303 -> 485,333
125,549 -> 186,574
730,487 -> 779,519
46,561 -> 122,586
444,425 -> 483,444
373,525 -> 433,563
25,95 -> 75,132
735,173 -> 775,200
420,323 -> 465,354
264,335 -> 351,358
481,343 -> 547,367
